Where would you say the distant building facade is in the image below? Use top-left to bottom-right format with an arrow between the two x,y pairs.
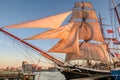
22,61 -> 37,73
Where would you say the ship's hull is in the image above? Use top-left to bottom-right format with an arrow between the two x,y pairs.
110,69 -> 120,80
59,66 -> 113,80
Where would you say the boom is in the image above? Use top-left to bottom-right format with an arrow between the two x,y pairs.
0,28 -> 64,66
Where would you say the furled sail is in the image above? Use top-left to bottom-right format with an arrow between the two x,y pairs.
5,11 -> 72,29
48,25 -> 80,55
74,2 -> 93,9
25,22 -> 74,40
71,10 -> 98,21
65,42 -> 109,62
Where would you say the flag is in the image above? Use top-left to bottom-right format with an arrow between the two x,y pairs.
107,30 -> 114,33
115,53 -> 120,59
118,27 -> 120,33
111,38 -> 120,44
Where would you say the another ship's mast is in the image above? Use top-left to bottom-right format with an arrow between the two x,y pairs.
0,28 -> 64,66
112,0 -> 120,25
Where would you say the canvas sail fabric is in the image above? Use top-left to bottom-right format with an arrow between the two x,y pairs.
4,1 -> 108,63
74,22 -> 104,42
48,25 -> 81,55
25,22 -> 74,40
5,11 -> 72,29
65,42 -> 109,62
25,21 -> 104,42
74,2 -> 93,9
71,10 -> 98,21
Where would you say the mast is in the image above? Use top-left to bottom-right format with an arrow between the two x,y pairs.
112,0 -> 120,25
1,1 -> 110,64
0,28 -> 64,66
99,13 -> 105,36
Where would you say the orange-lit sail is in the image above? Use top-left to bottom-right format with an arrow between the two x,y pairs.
65,43 -> 109,62
6,11 -> 72,29
74,2 -> 93,9
25,22 -> 74,40
71,10 -> 98,21
75,22 -> 104,42
48,25 -> 80,55
5,1 -> 109,63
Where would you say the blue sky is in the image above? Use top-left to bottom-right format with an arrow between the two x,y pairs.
0,0 -> 115,68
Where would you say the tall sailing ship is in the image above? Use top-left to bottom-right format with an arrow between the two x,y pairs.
1,0 -> 120,80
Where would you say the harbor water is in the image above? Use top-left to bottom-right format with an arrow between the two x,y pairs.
33,71 -> 65,80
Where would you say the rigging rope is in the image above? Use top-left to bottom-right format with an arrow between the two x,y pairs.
0,31 -> 39,64
2,33 -> 33,63
49,39 -> 65,62
0,31 -> 57,67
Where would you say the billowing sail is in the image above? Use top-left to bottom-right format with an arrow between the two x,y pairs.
74,2 -> 93,9
65,42 -> 109,62
5,11 -> 72,29
25,21 -> 104,42
71,10 -> 98,21
48,25 -> 80,55
73,22 -> 104,42
25,22 -> 74,40
4,1 -> 109,63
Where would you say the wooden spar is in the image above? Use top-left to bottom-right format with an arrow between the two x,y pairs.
112,0 -> 120,25
109,47 -> 120,50
0,28 -> 64,66
99,13 -> 105,37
